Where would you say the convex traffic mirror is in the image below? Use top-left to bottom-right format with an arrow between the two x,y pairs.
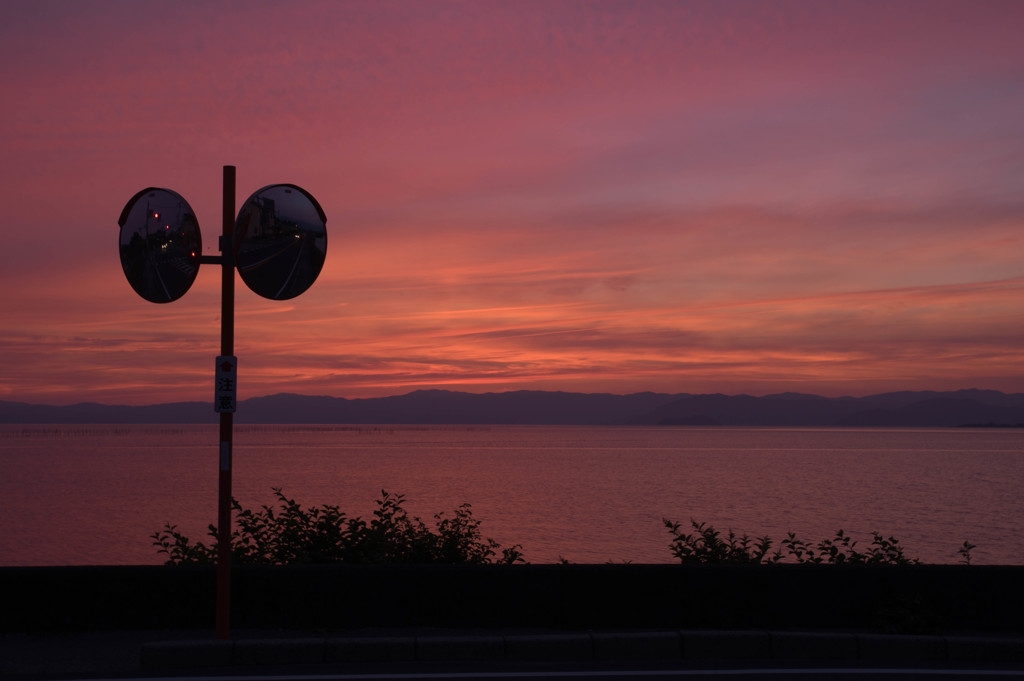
234,184 -> 328,300
118,183 -> 327,302
118,188 -> 202,303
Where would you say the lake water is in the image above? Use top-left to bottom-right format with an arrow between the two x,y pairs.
1,424 -> 1022,566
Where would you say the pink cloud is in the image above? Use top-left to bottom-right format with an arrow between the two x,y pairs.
3,1 -> 1024,404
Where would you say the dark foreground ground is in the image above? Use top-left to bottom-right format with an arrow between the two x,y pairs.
3,564 -> 1023,678
4,627 -> 1024,679
4,564 -> 1023,632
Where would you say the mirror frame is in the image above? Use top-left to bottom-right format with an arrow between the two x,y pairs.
118,187 -> 203,303
233,183 -> 327,300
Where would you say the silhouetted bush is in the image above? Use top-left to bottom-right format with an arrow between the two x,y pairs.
153,488 -> 524,565
155,489 -> 971,566
664,519 -> 922,564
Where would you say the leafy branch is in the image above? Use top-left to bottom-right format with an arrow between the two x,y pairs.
153,489 -> 975,566
664,519 -> 927,565
152,488 -> 523,565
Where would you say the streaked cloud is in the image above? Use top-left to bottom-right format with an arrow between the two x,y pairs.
2,1 -> 1023,404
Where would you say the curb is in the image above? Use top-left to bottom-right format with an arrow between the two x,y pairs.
141,630 -> 1024,670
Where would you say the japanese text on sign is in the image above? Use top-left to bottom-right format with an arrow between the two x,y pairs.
214,355 -> 237,413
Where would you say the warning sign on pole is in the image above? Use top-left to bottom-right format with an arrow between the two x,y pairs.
214,355 -> 237,413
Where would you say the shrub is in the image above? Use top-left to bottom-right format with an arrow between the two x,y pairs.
664,519 -> 921,565
153,488 -> 524,565
663,520 -> 773,563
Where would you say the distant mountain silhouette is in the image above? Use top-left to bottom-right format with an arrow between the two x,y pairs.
643,391 -> 1024,427
240,390 -> 678,425
3,388 -> 1024,426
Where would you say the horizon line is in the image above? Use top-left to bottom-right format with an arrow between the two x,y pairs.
3,386 -> 1018,410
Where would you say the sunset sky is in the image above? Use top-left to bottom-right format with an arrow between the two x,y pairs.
3,0 -> 1024,406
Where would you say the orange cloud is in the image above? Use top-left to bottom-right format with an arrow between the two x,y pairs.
3,2 -> 1024,404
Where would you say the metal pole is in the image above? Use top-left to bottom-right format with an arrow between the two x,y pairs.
216,165 -> 236,640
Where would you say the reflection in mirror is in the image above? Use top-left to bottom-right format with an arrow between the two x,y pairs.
118,188 -> 202,303
234,184 -> 327,300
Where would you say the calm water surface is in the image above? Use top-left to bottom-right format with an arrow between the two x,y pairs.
1,425 -> 1022,565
